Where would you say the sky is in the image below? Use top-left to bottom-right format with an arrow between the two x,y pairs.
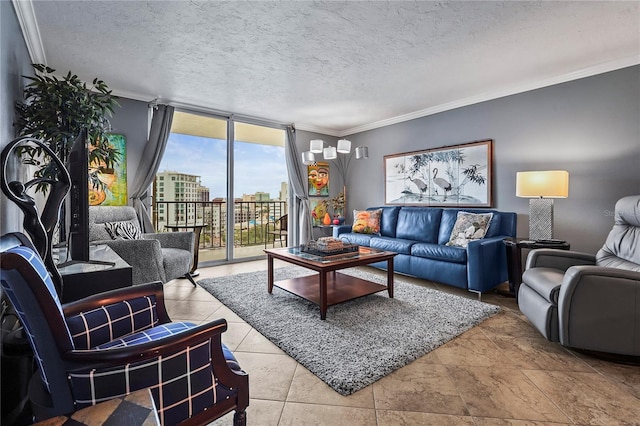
158,133 -> 288,199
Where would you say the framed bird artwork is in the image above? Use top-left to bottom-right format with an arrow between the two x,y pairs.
384,139 -> 493,207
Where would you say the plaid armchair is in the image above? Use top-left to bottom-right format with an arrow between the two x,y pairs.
0,232 -> 248,425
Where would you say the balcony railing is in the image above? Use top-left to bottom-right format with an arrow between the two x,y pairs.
152,200 -> 287,261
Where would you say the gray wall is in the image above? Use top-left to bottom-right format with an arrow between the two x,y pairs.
1,2 -> 34,235
336,66 -> 640,254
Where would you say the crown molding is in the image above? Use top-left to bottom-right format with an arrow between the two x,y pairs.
12,0 -> 46,64
338,56 -> 639,137
293,123 -> 342,137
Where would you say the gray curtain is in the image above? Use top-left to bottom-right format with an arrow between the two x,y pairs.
284,126 -> 312,244
130,105 -> 174,232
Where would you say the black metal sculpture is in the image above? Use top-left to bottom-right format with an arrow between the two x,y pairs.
1,137 -> 71,295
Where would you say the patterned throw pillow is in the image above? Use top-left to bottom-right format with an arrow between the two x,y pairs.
104,220 -> 142,240
446,212 -> 493,248
352,209 -> 382,235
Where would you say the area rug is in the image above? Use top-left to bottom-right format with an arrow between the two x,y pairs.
198,267 -> 500,395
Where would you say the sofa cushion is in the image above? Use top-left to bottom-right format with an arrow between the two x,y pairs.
338,232 -> 374,247
485,214 -> 502,238
368,206 -> 401,237
438,209 -> 502,244
352,209 -> 382,234
411,242 -> 467,264
369,236 -> 415,255
446,212 -> 493,248
396,207 -> 442,243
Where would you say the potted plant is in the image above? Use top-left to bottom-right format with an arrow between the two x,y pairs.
329,191 -> 345,223
14,63 -> 120,192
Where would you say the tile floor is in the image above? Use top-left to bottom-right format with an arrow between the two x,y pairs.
163,261 -> 640,426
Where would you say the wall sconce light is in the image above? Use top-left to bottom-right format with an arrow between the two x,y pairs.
516,170 -> 569,240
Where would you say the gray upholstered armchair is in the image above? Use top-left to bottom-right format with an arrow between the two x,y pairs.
89,206 -> 196,285
518,195 -> 640,359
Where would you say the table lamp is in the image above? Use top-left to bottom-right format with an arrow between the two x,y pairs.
516,170 -> 569,241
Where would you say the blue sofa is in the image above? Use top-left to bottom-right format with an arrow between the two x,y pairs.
333,206 -> 517,297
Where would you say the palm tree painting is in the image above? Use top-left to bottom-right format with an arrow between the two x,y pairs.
384,140 -> 492,207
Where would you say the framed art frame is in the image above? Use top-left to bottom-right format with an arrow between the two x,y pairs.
384,139 -> 493,207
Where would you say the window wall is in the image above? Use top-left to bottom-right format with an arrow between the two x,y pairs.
152,111 -> 287,265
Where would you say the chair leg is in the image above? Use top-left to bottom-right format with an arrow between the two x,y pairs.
233,410 -> 247,426
184,273 -> 197,287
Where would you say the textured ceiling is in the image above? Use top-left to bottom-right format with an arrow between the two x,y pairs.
16,1 -> 640,136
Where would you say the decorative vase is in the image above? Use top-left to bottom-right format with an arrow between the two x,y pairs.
323,212 -> 331,225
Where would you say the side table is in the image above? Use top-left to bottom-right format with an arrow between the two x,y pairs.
55,244 -> 133,303
503,238 -> 571,299
164,224 -> 206,276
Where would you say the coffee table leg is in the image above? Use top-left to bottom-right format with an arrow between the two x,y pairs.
387,258 -> 394,298
320,271 -> 327,320
267,254 -> 274,293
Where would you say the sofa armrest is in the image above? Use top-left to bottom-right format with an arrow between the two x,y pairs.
144,231 -> 194,253
332,225 -> 352,238
558,265 -> 640,354
526,249 -> 596,271
93,238 -> 166,284
466,236 -> 509,293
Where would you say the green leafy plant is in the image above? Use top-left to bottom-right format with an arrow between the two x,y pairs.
14,63 -> 120,192
329,191 -> 345,216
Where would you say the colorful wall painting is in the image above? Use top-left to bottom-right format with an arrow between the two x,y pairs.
88,133 -> 127,206
308,162 -> 329,197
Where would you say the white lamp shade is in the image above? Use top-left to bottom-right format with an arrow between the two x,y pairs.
337,139 -> 351,154
355,146 -> 369,159
516,170 -> 569,198
323,146 -> 337,159
301,151 -> 315,165
310,139 -> 324,153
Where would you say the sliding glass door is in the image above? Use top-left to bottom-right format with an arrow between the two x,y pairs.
152,111 -> 286,265
232,122 -> 287,260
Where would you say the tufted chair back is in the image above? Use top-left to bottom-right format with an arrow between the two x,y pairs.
596,195 -> 640,271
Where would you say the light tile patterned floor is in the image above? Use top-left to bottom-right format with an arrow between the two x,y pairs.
163,261 -> 640,426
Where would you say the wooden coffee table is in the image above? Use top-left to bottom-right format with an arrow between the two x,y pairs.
264,246 -> 397,319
